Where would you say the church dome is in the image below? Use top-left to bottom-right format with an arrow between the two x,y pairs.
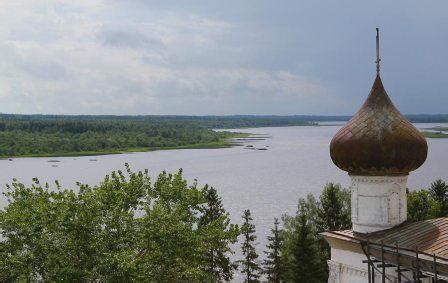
330,74 -> 427,176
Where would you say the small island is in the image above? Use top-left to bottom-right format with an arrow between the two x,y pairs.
422,127 -> 448,138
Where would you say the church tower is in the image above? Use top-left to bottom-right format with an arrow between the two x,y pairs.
330,28 -> 427,234
323,29 -> 448,283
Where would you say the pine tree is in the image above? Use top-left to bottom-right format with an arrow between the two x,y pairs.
199,186 -> 239,281
316,183 -> 351,231
286,201 -> 322,282
429,179 -> 448,216
239,209 -> 261,282
315,183 -> 352,280
263,218 -> 283,283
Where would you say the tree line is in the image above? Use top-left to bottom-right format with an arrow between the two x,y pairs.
2,113 -> 448,125
0,118 -> 241,157
0,114 -> 316,131
0,166 -> 446,282
0,115 -> 318,157
2,113 -> 443,157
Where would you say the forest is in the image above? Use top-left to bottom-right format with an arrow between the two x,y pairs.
0,117 -> 241,157
0,165 -> 446,282
0,114 -> 316,157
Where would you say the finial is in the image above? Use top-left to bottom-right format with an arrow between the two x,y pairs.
376,28 -> 381,75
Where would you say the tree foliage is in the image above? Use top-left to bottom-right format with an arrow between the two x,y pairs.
239,209 -> 261,282
0,164 -> 239,281
429,179 -> 448,216
408,189 -> 440,222
0,114 -> 317,157
407,179 -> 448,221
281,184 -> 351,282
263,218 -> 283,283
198,186 -> 239,281
282,198 -> 324,282
0,118 -> 240,157
315,183 -> 351,277
316,183 -> 351,231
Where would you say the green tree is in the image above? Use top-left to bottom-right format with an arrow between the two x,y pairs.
263,218 -> 283,283
0,164 -> 239,281
316,183 -> 351,231
198,186 -> 240,281
0,114 -> 314,158
0,241 -> 12,281
280,184 -> 350,283
282,199 -> 323,282
239,209 -> 261,282
429,179 -> 448,216
408,189 -> 440,221
315,183 -> 351,278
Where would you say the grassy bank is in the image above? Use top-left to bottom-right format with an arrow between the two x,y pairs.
0,116 -> 261,158
422,131 -> 448,138
3,132 -> 252,158
421,127 -> 448,138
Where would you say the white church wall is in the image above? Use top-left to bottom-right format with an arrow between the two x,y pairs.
351,175 -> 408,233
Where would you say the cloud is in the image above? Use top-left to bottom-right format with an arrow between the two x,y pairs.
97,28 -> 164,50
0,0 -> 335,115
146,68 -> 335,115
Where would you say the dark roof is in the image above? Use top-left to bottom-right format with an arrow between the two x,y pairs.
324,217 -> 448,259
330,75 -> 427,176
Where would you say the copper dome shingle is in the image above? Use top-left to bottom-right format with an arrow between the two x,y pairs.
330,75 -> 428,176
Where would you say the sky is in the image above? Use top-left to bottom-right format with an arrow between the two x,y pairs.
0,0 -> 446,116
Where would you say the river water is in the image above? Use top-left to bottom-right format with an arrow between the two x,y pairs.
0,123 -> 447,271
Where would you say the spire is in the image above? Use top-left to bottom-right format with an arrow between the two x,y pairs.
375,28 -> 381,75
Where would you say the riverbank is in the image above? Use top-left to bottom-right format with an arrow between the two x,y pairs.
0,115 -> 314,159
422,131 -> 448,138
421,127 -> 448,138
1,132 -> 252,158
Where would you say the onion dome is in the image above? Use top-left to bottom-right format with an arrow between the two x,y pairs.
330,29 -> 427,176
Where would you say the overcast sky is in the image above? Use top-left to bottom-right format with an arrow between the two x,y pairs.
0,1 -> 446,115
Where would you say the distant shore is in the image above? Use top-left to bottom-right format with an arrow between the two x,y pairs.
0,114 -> 314,159
2,114 -> 448,158
1,132 -> 253,159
